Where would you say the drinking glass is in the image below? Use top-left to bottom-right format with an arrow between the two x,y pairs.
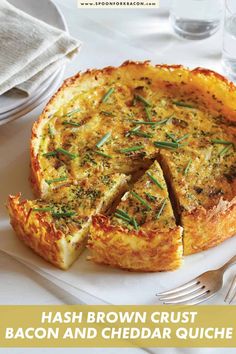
170,0 -> 224,40
222,0 -> 236,81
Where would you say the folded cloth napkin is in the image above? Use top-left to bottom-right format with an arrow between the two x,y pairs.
0,0 -> 82,96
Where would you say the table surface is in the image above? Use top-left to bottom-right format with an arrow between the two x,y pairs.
0,1 -> 235,353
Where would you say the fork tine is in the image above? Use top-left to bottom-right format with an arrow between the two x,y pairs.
159,283 -> 204,301
185,292 -> 216,305
162,288 -> 209,304
156,278 -> 200,296
229,292 -> 236,304
224,275 -> 236,304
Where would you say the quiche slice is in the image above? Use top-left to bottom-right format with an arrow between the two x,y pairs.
8,174 -> 128,269
160,142 -> 236,255
89,161 -> 183,271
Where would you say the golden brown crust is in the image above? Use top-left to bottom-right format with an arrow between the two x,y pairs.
183,199 -> 236,254
7,194 -> 65,268
7,194 -> 90,270
89,215 -> 183,271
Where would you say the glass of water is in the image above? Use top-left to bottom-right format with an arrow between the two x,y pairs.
170,0 -> 224,40
222,0 -> 236,81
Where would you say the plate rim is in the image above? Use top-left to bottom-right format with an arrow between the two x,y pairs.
0,67 -> 61,119
0,67 -> 65,126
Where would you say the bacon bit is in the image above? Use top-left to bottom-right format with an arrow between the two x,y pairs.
32,157 -> 41,172
51,223 -> 59,240
25,208 -> 32,223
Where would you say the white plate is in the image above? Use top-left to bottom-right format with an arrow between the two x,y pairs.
0,66 -> 65,126
0,68 -> 60,120
0,0 -> 67,115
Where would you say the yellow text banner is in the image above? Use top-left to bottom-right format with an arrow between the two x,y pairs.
0,305 -> 235,347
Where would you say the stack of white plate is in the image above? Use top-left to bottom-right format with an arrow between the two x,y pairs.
0,0 -> 67,126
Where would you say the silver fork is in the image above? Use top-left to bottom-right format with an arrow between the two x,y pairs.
157,254 -> 236,305
224,274 -> 236,304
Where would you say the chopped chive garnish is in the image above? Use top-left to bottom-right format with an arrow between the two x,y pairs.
43,151 -> 57,157
154,144 -> 174,150
130,116 -> 172,126
62,121 -> 80,127
32,207 -> 52,212
100,111 -> 115,116
145,192 -> 156,202
167,132 -> 189,144
56,148 -> 78,160
211,139 -> 235,155
114,212 -> 131,223
120,145 -> 144,153
156,199 -> 167,220
130,120 -> 157,125
176,134 -> 190,143
173,101 -> 195,109
48,125 -> 54,138
211,139 -> 234,145
63,108 -> 80,117
115,210 -> 132,222
130,191 -> 152,210
115,209 -> 131,219
154,141 -> 179,149
132,217 -> 139,230
166,133 -> 177,142
114,209 -> 139,230
131,131 -> 153,138
45,177 -> 67,185
43,149 -> 77,159
155,116 -> 173,125
183,159 -> 192,175
219,145 -> 233,156
33,207 -> 75,218
144,107 -> 152,121
52,211 -> 76,218
146,172 -> 164,190
125,125 -> 141,137
135,94 -> 152,107
95,150 -> 112,158
96,132 -> 111,148
102,88 -> 115,103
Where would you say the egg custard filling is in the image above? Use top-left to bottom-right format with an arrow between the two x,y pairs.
7,62 -> 236,271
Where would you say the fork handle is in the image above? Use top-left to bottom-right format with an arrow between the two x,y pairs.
219,255 -> 236,272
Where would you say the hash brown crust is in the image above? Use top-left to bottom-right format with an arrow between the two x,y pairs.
89,215 -> 183,271
8,194 -> 66,268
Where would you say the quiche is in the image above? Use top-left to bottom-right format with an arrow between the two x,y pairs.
7,61 -> 236,271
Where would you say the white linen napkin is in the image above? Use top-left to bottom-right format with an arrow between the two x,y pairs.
0,0 -> 82,96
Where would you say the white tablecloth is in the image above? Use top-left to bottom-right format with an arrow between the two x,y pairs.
0,1 -> 235,353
